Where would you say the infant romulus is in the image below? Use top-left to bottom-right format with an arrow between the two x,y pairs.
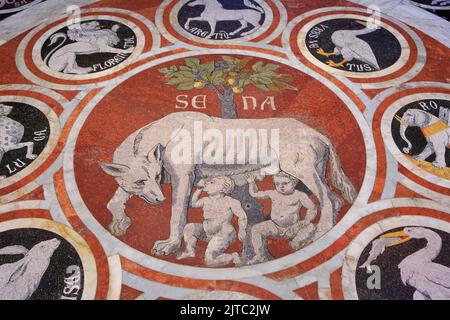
177,176 -> 247,267
248,172 -> 318,264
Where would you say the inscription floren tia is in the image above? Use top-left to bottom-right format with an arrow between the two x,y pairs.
91,36 -> 136,72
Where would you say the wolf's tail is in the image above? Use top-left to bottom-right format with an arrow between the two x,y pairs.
328,143 -> 357,204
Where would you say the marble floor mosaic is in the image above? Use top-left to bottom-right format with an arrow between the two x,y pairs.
0,0 -> 449,300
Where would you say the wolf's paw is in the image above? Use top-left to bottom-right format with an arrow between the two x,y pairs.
176,250 -> 195,260
151,238 -> 181,256
247,255 -> 266,265
109,216 -> 131,237
232,252 -> 242,266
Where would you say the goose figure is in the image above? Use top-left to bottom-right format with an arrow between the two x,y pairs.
316,21 -> 380,70
365,227 -> 450,300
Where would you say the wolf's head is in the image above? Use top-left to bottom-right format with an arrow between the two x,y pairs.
100,144 -> 166,205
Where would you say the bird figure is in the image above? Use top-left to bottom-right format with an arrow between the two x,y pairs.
0,238 -> 61,300
316,20 -> 380,70
362,227 -> 450,300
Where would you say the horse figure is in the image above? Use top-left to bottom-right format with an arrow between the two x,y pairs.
184,0 -> 264,39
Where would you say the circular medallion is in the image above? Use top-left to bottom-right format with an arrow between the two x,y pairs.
0,96 -> 59,190
33,16 -> 143,81
342,214 -> 450,300
176,0 -> 268,41
16,8 -> 159,90
0,218 -> 97,300
356,226 -> 450,300
156,0 -> 286,47
382,93 -> 450,188
299,14 -> 408,79
304,18 -> 402,75
64,52 -> 371,276
285,7 -> 425,89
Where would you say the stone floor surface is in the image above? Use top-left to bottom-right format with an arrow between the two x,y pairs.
0,0 -> 449,300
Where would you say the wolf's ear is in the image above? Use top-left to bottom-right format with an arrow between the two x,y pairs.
148,144 -> 164,163
99,163 -> 130,177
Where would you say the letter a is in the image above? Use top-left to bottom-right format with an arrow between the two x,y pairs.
366,265 -> 381,290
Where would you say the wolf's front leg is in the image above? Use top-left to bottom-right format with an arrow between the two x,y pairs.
152,173 -> 194,256
107,187 -> 132,237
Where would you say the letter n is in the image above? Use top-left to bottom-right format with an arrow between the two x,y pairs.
242,96 -> 257,110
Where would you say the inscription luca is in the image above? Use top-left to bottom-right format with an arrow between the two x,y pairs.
175,95 -> 277,111
2,128 -> 48,176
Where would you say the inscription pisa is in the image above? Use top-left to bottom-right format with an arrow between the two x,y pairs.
0,228 -> 84,300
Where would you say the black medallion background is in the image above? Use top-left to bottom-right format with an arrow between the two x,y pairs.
178,0 -> 265,40
411,0 -> 450,6
413,0 -> 450,20
427,10 -> 450,21
0,0 -> 44,21
0,102 -> 50,178
306,19 -> 402,73
391,99 -> 450,168
356,227 -> 450,300
0,228 -> 84,300
40,19 -> 137,74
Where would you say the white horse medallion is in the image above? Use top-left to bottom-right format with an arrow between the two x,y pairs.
184,0 -> 265,39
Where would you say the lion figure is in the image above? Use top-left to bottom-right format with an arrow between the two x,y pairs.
43,21 -> 135,75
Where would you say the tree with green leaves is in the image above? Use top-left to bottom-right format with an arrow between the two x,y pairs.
159,56 -> 297,118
